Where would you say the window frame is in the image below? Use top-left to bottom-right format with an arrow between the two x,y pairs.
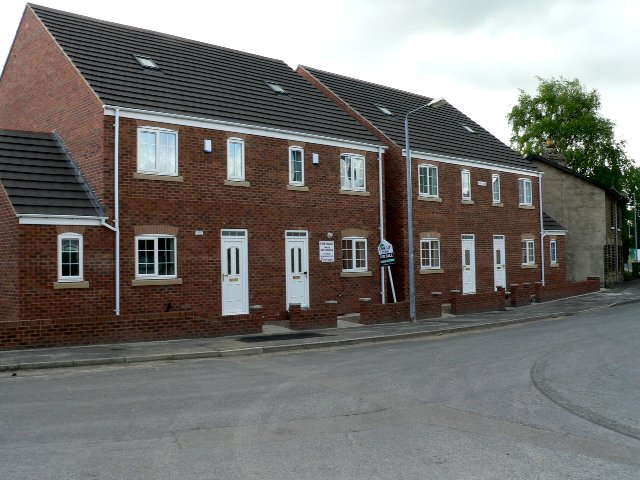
418,164 -> 439,198
550,240 -> 558,264
341,237 -> 368,272
519,178 -> 533,206
522,239 -> 535,265
137,127 -> 179,176
57,233 -> 84,282
461,169 -> 471,201
135,234 -> 178,279
492,174 -> 501,204
288,146 -> 304,186
340,153 -> 366,192
227,138 -> 246,181
420,238 -> 441,270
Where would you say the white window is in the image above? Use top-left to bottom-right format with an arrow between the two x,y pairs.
522,239 -> 535,265
550,240 -> 557,264
461,170 -> 471,200
519,178 -> 533,205
492,174 -> 501,203
227,138 -> 245,181
137,127 -> 178,175
342,237 -> 367,271
420,239 -> 440,269
340,154 -> 366,191
419,164 -> 438,197
289,147 -> 304,186
135,235 -> 177,278
58,233 -> 83,282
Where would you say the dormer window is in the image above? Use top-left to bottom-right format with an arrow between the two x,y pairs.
266,82 -> 287,95
134,55 -> 159,70
376,105 -> 393,116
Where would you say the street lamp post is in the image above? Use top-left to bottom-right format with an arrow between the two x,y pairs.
404,97 -> 446,321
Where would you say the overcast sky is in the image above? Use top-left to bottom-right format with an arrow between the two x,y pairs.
1,0 -> 638,162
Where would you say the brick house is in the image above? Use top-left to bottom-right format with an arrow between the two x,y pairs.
0,5 -> 388,347
529,144 -> 626,286
298,67 -> 568,305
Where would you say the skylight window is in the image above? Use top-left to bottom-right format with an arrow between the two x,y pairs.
462,124 -> 475,133
266,82 -> 287,95
134,55 -> 159,70
376,105 -> 393,116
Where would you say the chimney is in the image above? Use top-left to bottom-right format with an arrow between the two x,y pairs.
543,138 -> 567,166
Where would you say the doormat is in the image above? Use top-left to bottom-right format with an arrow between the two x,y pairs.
238,332 -> 332,343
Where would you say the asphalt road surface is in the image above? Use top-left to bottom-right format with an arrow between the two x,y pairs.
1,303 -> 638,479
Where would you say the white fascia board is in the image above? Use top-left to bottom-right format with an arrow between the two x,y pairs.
544,230 -> 567,236
402,149 -> 540,177
18,215 -> 106,226
104,106 -> 385,153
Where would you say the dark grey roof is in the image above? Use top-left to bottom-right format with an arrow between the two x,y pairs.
301,66 -> 536,172
0,130 -> 103,216
542,212 -> 565,232
528,154 -> 626,202
29,4 -> 380,147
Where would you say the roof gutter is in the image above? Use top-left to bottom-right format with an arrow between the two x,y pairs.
402,149 -> 539,176
17,214 -> 108,226
103,105 -> 385,153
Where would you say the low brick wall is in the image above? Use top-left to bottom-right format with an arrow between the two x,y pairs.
509,283 -> 535,307
535,277 -> 600,303
359,294 -> 442,325
0,311 -> 263,350
449,289 -> 506,315
288,303 -> 338,330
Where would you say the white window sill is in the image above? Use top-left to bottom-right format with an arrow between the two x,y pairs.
53,281 -> 89,289
418,196 -> 442,202
492,202 -> 504,207
521,264 -> 538,269
131,278 -> 183,286
134,172 -> 183,182
340,271 -> 372,277
519,204 -> 534,209
287,185 -> 309,192
340,190 -> 370,197
461,199 -> 474,205
420,268 -> 443,274
225,179 -> 251,188
550,263 -> 560,268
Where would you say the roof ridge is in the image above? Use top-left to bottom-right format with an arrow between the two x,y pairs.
300,65 -> 434,102
28,3 -> 289,67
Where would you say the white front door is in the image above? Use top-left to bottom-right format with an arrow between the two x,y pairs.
461,234 -> 476,294
493,235 -> 506,290
221,230 -> 248,316
285,231 -> 309,308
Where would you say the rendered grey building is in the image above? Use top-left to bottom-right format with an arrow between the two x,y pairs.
529,149 -> 625,286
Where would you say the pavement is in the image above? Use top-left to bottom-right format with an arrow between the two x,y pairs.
2,280 -> 639,372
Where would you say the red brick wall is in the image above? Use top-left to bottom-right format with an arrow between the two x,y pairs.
509,283 -> 535,307
0,7 -> 106,206
0,189 -> 18,321
544,235 -> 567,285
109,117 -> 383,319
288,303 -> 338,330
0,310 -> 262,350
449,289 -> 506,315
535,277 -> 599,303
358,297 -> 441,325
17,225 -> 115,319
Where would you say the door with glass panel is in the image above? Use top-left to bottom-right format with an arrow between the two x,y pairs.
493,235 -> 506,290
461,234 -> 476,294
221,230 -> 248,316
285,231 -> 309,308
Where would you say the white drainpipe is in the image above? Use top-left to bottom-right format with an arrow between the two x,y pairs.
378,146 -> 385,303
538,172 -> 545,286
114,107 -> 121,315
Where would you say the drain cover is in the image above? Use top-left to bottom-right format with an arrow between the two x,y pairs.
238,332 -> 330,343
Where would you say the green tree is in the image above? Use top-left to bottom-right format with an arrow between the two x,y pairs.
507,77 -> 631,191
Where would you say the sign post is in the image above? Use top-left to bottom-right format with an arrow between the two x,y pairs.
378,240 -> 397,303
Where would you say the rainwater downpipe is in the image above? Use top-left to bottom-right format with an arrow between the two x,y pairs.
378,146 -> 385,303
538,172 -> 545,286
114,107 -> 121,315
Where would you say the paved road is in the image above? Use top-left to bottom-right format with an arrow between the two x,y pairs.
1,303 -> 638,479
